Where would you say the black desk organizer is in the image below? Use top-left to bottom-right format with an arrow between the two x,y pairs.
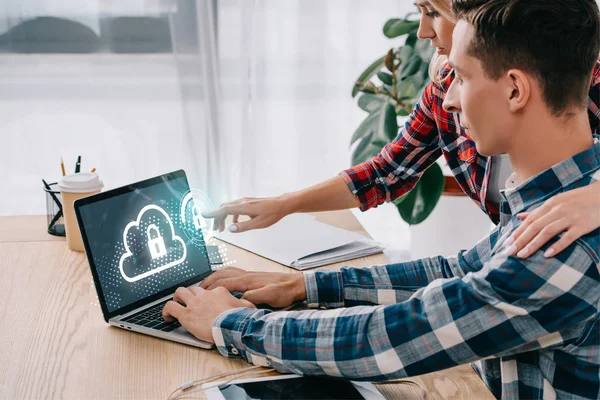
43,182 -> 65,236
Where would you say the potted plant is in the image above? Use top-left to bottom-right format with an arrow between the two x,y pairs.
351,16 -> 492,257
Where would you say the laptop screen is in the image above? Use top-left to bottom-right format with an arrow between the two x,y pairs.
76,171 -> 212,315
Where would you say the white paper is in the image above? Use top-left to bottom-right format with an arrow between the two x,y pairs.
215,214 -> 382,269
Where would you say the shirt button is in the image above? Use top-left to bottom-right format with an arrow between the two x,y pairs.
231,347 -> 239,355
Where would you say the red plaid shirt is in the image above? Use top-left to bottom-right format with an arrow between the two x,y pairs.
341,60 -> 600,224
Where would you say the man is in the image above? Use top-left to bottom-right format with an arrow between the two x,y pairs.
163,0 -> 600,398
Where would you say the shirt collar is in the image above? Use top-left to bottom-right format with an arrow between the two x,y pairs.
500,135 -> 600,215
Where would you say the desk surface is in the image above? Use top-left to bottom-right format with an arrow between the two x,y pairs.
0,211 -> 493,399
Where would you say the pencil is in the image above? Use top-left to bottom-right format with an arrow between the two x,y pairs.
75,155 -> 81,173
60,157 -> 66,176
91,168 -> 96,173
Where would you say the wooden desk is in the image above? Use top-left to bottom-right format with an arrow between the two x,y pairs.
0,212 -> 493,399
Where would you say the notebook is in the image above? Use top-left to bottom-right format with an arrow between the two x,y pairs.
215,214 -> 384,270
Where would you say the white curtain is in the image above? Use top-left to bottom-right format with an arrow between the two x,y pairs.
169,0 -> 227,205
0,0 -> 203,215
216,0 -> 416,201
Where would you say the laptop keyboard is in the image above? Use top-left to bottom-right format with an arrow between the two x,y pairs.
121,300 -> 182,332
121,291 -> 245,332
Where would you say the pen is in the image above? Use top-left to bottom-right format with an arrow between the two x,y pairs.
75,156 -> 81,173
60,157 -> 66,176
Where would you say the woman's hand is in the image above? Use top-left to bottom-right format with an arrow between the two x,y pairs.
202,176 -> 361,233
202,196 -> 292,233
508,182 -> 600,258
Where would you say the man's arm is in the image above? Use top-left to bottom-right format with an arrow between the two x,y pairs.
201,226 -> 501,309
212,243 -> 599,381
303,226 -> 501,308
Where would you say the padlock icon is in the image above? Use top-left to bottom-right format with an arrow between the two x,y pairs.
192,204 -> 206,231
147,224 -> 167,260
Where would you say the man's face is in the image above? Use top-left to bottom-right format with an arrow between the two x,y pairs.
442,20 -> 514,156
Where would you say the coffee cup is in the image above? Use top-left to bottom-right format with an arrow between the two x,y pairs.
58,172 -> 104,252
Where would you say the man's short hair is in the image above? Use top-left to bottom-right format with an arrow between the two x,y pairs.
452,0 -> 600,116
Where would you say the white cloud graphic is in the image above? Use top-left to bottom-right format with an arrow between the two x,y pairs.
119,205 -> 187,283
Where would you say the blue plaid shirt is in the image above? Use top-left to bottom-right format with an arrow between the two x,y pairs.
212,138 -> 600,399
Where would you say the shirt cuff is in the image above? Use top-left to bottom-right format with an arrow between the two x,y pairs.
338,170 -> 375,212
212,307 -> 262,360
303,270 -> 345,309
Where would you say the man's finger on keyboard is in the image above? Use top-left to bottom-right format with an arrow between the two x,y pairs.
242,287 -> 282,307
173,287 -> 194,306
200,267 -> 245,289
205,277 -> 250,293
162,300 -> 185,322
189,286 -> 205,296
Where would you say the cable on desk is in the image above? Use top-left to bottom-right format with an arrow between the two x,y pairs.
375,379 -> 426,399
166,365 -> 275,400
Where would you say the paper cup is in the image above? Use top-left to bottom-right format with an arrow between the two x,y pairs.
59,173 -> 104,252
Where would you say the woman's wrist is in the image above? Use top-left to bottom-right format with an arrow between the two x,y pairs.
277,192 -> 300,215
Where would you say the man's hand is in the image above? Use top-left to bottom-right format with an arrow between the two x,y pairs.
200,267 -> 307,309
162,286 -> 255,343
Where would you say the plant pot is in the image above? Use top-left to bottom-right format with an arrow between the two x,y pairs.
442,175 -> 465,196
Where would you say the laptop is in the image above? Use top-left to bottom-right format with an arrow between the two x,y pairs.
74,170 -> 223,349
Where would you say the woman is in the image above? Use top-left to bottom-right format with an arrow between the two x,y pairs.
205,0 -> 600,260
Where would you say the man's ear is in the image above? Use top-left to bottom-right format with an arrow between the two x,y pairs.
506,69 -> 531,113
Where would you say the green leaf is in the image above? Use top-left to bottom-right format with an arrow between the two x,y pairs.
350,111 -> 379,145
418,61 -> 430,83
395,162 -> 445,225
393,194 -> 410,206
397,78 -> 417,101
415,38 -> 434,62
359,86 -> 377,95
397,108 -> 410,117
352,55 -> 386,97
399,54 -> 423,80
357,94 -> 387,113
380,103 -> 398,142
377,71 -> 393,86
372,139 -> 389,148
350,100 -> 397,145
398,45 -> 414,65
405,31 -> 418,48
351,132 -> 374,165
381,83 -> 394,95
383,19 -> 420,39
351,132 -> 385,166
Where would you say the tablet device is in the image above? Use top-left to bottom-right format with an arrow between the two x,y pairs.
203,374 -> 385,400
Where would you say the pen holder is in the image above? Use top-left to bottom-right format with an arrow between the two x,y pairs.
43,182 -> 65,237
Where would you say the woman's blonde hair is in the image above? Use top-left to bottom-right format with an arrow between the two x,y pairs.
426,0 -> 457,84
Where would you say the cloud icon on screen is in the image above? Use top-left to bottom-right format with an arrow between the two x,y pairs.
119,205 -> 187,283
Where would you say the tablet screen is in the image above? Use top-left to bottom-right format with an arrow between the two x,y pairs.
218,376 -> 365,399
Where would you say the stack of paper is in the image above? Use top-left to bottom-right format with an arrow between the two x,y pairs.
215,214 -> 384,270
